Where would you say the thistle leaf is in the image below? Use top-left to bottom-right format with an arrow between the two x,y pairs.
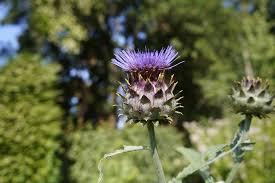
203,144 -> 228,161
176,147 -> 206,178
240,140 -> 255,151
97,145 -> 148,183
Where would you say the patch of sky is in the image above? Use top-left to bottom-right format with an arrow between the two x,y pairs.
69,68 -> 93,86
69,97 -> 79,116
109,15 -> 127,47
0,3 -> 26,66
223,0 -> 234,8
137,31 -> 147,40
70,96 -> 79,105
223,0 -> 255,12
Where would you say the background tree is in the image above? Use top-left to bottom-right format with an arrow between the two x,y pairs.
0,0 -> 275,183
1,0 -> 136,128
0,0 -> 248,125
0,53 -> 62,183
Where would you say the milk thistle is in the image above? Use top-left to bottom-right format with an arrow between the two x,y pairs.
112,46 -> 183,183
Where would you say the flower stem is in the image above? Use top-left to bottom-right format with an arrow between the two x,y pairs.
225,115 -> 252,183
199,170 -> 215,183
147,122 -> 167,183
225,162 -> 241,183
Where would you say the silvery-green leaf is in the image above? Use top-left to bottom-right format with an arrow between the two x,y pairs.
97,145 -> 148,183
240,141 -> 255,151
177,147 -> 204,164
203,144 -> 228,161
173,147 -> 218,183
176,147 -> 206,178
199,169 -> 215,183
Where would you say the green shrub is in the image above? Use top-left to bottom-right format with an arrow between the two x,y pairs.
68,125 -> 186,183
185,115 -> 275,183
0,53 -> 62,183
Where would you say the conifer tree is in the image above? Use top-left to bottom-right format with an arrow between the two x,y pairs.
0,53 -> 62,183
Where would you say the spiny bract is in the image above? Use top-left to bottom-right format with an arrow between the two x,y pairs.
119,72 -> 183,125
231,76 -> 274,118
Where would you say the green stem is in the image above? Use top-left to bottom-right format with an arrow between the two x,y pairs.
225,162 -> 241,183
199,170 -> 215,183
225,115 -> 252,183
147,122 -> 167,183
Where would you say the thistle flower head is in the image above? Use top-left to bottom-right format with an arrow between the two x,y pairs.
230,76 -> 274,118
112,46 -> 180,73
113,46 -> 183,125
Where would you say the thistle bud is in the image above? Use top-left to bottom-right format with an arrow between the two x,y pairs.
112,46 -> 183,125
231,76 -> 274,118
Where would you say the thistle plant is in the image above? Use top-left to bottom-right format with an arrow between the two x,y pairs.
98,47 -> 274,183
169,77 -> 274,183
111,46 -> 183,183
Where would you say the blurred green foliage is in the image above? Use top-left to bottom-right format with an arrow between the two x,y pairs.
0,53 -> 62,183
135,0 -> 275,119
1,0 -> 274,123
68,125 -> 186,183
185,115 -> 275,183
0,0 -> 274,183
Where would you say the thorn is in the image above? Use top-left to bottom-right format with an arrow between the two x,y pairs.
118,113 -> 124,117
166,117 -> 173,123
175,111 -> 183,115
175,90 -> 183,98
125,79 -> 131,86
166,81 -> 178,94
175,105 -> 184,109
176,96 -> 184,102
158,72 -> 165,81
138,73 -> 144,81
169,74 -> 175,85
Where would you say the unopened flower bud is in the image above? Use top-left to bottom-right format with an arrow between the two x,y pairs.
230,76 -> 274,118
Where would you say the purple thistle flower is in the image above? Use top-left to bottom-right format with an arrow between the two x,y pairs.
113,46 -> 183,124
112,46 -> 183,72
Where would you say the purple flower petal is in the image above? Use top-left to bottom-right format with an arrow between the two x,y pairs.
112,46 -> 180,71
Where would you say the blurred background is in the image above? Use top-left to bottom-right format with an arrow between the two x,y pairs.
0,0 -> 275,182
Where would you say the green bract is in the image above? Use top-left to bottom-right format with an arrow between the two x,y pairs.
118,72 -> 183,125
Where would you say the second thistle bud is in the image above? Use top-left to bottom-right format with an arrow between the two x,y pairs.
231,76 -> 274,118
